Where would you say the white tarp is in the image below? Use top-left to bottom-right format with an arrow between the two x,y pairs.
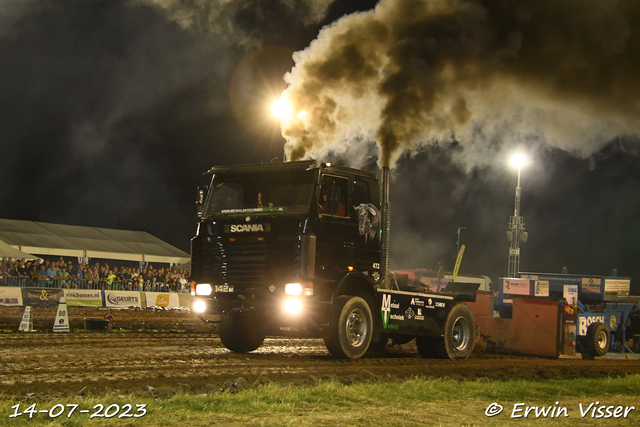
63,289 -> 103,307
0,239 -> 39,260
0,218 -> 189,264
104,290 -> 142,308
0,287 -> 23,306
145,292 -> 180,308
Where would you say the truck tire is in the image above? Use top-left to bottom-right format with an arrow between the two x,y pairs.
440,303 -> 475,359
219,314 -> 265,353
581,322 -> 610,359
324,295 -> 372,359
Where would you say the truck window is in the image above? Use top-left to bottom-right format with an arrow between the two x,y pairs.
353,179 -> 368,206
318,175 -> 349,217
202,170 -> 315,216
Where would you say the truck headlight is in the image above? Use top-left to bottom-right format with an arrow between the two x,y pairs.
283,298 -> 302,314
193,300 -> 207,313
285,283 -> 302,295
285,282 -> 313,296
196,284 -> 212,296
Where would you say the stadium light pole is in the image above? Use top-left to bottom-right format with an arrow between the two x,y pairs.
507,154 -> 530,277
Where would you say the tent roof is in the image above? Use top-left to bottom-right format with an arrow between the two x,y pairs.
0,219 -> 189,265
0,239 -> 40,260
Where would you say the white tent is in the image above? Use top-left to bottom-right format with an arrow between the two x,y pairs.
0,238 -> 39,260
0,219 -> 189,265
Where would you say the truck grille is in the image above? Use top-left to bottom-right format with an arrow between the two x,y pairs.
200,236 -> 267,288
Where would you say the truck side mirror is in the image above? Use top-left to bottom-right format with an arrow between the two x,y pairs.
196,186 -> 208,217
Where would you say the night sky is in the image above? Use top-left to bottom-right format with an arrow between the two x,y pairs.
1,0 -> 639,293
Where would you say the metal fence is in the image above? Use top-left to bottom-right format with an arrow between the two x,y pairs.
0,275 -> 188,293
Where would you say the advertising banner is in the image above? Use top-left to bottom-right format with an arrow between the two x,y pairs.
104,291 -> 142,308
534,281 -> 549,297
604,279 -> 630,299
502,278 -> 531,303
63,289 -> 103,307
21,288 -> 63,307
0,287 -> 23,306
580,277 -> 602,295
145,292 -> 180,309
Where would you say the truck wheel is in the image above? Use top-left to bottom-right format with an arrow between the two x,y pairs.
416,336 -> 444,358
441,303 -> 475,360
219,314 -> 265,353
582,322 -> 610,359
324,295 -> 372,359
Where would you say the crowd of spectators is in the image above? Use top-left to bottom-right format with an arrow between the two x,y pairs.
0,257 -> 191,293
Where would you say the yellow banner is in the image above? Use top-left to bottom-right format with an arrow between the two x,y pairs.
453,245 -> 465,282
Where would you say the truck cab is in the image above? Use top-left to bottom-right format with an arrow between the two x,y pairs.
191,160 -> 477,359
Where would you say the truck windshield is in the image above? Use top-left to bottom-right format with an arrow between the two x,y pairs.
202,169 -> 316,217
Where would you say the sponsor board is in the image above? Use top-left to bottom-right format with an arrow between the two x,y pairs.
578,315 -> 607,336
503,278 -> 530,303
580,277 -> 602,295
534,281 -> 549,297
21,288 -> 63,307
104,291 -> 141,308
0,287 -> 23,306
63,289 -> 103,307
604,279 -> 630,299
145,292 -> 180,309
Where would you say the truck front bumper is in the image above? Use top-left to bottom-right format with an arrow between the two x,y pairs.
191,294 -> 330,334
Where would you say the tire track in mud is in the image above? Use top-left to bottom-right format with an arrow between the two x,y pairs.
1,333 -> 639,399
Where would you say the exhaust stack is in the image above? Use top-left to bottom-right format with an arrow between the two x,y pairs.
380,167 -> 390,286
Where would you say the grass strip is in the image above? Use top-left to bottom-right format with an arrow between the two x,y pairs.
0,375 -> 638,426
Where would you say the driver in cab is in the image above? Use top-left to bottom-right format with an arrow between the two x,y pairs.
318,189 -> 345,217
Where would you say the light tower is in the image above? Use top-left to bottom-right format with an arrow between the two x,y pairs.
507,154 -> 529,277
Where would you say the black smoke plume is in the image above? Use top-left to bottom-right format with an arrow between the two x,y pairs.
281,0 -> 640,167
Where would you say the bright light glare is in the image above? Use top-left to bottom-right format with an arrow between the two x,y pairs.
510,153 -> 528,169
297,110 -> 307,119
271,99 -> 291,118
196,283 -> 212,296
283,299 -> 302,314
285,283 -> 302,295
194,300 -> 206,313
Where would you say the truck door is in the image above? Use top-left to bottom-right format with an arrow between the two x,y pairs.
351,178 -> 380,271
315,174 -> 357,279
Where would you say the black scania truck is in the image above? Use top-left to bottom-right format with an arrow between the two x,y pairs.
190,160 -> 478,359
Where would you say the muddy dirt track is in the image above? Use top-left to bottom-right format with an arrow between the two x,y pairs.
1,307 -> 639,400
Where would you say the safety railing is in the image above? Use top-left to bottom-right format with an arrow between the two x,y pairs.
0,275 -> 189,293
